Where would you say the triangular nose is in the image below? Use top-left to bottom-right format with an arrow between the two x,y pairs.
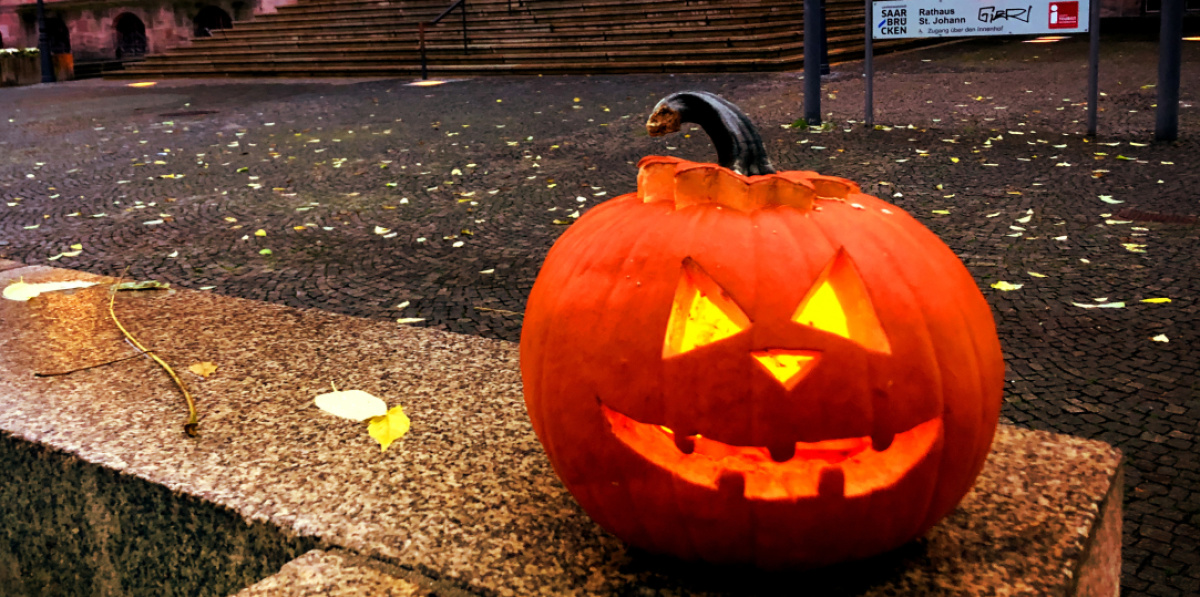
751,349 -> 821,390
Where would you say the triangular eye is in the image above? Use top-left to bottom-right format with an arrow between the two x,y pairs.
791,250 -> 892,354
663,258 -> 751,358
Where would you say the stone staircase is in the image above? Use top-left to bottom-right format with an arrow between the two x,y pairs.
114,0 -> 921,78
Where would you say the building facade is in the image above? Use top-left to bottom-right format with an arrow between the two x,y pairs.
0,0 -> 291,63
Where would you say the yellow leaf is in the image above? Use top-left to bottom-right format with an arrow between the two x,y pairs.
188,362 -> 218,378
950,157 -> 960,163
369,405 -> 411,452
1140,298 -> 1171,304
254,229 -> 267,237
1027,272 -> 1047,278
991,281 -> 1023,291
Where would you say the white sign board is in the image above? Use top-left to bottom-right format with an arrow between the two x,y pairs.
873,0 -> 1090,39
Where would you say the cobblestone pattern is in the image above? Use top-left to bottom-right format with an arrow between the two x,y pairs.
1,35 -> 1198,596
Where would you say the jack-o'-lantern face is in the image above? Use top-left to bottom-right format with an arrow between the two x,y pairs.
601,252 -> 942,502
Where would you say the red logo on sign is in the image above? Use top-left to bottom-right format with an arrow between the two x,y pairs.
1049,2 -> 1079,29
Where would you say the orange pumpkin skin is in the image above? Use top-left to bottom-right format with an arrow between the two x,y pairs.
520,157 -> 1004,568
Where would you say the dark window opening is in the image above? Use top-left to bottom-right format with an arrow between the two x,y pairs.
114,12 -> 147,58
193,5 -> 232,38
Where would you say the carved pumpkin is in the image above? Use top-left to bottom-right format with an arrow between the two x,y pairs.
520,92 -> 1004,568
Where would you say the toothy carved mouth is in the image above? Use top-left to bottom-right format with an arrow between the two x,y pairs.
602,404 -> 942,501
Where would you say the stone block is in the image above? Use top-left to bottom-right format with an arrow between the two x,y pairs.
0,264 -> 1122,596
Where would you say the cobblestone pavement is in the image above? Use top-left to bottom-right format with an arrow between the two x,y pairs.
2,32 -> 1198,596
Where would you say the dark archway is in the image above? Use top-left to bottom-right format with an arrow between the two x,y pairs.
193,6 -> 232,38
114,12 -> 147,59
45,16 -> 70,54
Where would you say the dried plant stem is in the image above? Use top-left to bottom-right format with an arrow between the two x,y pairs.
35,352 -> 151,377
474,306 -> 523,317
108,284 -> 199,437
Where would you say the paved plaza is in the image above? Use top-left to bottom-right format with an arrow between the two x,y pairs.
1,32 -> 1198,596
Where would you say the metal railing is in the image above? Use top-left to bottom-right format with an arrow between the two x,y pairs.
419,0 -> 468,79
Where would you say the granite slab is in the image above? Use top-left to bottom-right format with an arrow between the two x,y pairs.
233,550 -> 429,597
0,263 -> 1123,596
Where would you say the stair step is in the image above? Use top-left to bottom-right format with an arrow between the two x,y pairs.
153,23 -> 872,58
115,40 -> 922,79
113,0 -> 927,79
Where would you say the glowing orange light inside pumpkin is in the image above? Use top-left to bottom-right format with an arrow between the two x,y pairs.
604,404 -> 943,500
751,349 -> 820,389
792,250 -> 891,354
663,257 -> 750,357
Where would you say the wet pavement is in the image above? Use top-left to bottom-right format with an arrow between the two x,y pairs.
0,32 -> 1198,596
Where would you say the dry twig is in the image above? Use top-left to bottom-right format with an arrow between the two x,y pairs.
108,280 -> 199,436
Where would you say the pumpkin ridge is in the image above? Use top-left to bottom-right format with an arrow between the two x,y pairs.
846,203 -> 984,536
524,197 -> 644,451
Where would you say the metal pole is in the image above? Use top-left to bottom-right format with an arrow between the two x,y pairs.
804,0 -> 821,125
420,22 -> 428,80
819,0 -> 830,75
865,0 -> 873,127
1154,0 -> 1184,142
35,0 -> 55,83
1086,0 -> 1099,136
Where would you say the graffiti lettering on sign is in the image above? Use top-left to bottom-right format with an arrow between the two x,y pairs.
978,6 -> 1033,23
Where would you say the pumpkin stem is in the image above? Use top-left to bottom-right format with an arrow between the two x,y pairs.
646,91 -> 776,176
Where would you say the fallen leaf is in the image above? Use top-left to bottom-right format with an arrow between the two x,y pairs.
1071,301 -> 1125,309
1122,243 -> 1147,253
3,279 -> 97,301
317,388 -> 387,421
1140,298 -> 1171,304
397,317 -> 426,324
1027,272 -> 1047,278
1098,195 -> 1124,204
991,281 -> 1023,291
188,362 -> 218,378
115,280 -> 171,291
1151,334 -> 1169,343
368,404 -> 411,452
254,229 -> 267,237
